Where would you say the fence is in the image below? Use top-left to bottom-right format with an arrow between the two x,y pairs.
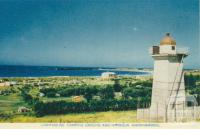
137,102 -> 200,122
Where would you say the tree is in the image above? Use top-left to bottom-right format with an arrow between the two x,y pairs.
99,86 -> 114,100
113,79 -> 122,92
46,92 -> 56,97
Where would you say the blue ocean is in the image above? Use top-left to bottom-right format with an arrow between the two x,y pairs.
0,65 -> 150,77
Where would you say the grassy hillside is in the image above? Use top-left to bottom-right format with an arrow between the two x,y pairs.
0,93 -> 28,113
0,111 -> 137,123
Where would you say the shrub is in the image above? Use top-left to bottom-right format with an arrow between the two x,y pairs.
33,99 -> 137,117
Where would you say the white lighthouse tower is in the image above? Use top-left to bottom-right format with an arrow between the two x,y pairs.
149,33 -> 189,121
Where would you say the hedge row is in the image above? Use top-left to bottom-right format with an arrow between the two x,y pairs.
40,85 -> 115,100
34,99 -> 137,116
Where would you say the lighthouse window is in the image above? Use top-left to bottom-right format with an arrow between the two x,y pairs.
172,46 -> 175,50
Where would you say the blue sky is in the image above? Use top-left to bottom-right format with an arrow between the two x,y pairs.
0,0 -> 199,68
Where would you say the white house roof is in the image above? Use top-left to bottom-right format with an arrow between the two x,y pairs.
101,72 -> 116,75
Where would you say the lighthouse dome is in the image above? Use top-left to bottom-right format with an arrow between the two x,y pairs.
160,33 -> 176,46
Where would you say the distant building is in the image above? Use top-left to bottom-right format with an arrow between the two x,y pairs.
92,95 -> 101,101
101,72 -> 117,79
39,92 -> 45,97
18,107 -> 31,113
64,80 -> 82,85
55,93 -> 60,97
72,96 -> 82,102
0,82 -> 10,87
10,81 -> 17,86
0,83 -> 4,87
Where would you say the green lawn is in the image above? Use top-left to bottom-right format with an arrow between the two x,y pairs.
0,94 -> 28,113
0,92 -> 136,123
0,110 -> 137,123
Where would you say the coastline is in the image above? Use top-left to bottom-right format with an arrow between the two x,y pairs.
0,66 -> 152,78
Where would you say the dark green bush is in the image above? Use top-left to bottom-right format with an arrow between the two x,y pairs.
33,99 -> 137,117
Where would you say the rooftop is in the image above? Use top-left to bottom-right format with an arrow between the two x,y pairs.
160,33 -> 176,46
